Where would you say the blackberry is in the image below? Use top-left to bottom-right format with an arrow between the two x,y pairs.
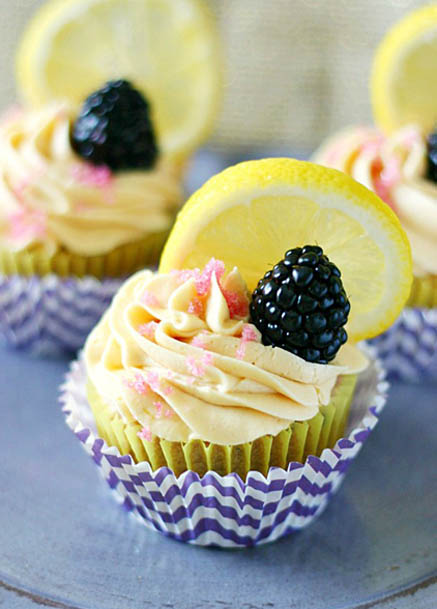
249,246 -> 350,364
426,129 -> 437,183
71,79 -> 158,171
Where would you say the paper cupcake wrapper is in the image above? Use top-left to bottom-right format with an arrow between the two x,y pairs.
0,273 -> 123,354
61,346 -> 388,547
0,231 -> 168,279
369,307 -> 437,382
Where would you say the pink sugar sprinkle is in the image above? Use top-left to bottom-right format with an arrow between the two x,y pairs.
236,343 -> 246,360
186,356 -> 205,377
8,208 -> 47,242
380,157 -> 401,188
242,324 -> 257,342
372,157 -> 396,209
195,258 -> 225,296
186,352 -> 213,377
222,288 -> 249,318
153,401 -> 163,417
138,321 -> 158,339
188,298 -> 204,316
164,408 -> 173,418
191,335 -> 206,349
236,324 -> 258,360
202,352 -> 214,367
171,268 -> 201,284
146,371 -> 161,393
124,373 -> 150,395
71,163 -> 113,189
162,384 -> 174,396
137,426 -> 153,441
141,290 -> 160,307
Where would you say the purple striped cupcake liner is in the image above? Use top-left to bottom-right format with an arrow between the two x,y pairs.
61,346 -> 388,548
0,273 -> 124,354
369,308 -> 437,383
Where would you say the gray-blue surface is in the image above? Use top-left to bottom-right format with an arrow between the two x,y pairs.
1,346 -> 436,609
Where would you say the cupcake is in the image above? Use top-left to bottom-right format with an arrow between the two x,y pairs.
313,5 -> 437,380
63,158 -> 411,546
84,258 -> 369,479
1,0 -> 220,352
0,89 -> 182,279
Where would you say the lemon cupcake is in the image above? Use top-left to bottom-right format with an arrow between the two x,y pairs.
0,0 -> 220,352
313,5 -> 437,380
0,89 -> 182,279
63,158 -> 412,546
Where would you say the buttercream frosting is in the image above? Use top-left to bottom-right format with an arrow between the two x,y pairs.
85,262 -> 368,445
313,125 -> 437,276
0,104 -> 182,256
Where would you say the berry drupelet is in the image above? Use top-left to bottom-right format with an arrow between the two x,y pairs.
426,129 -> 437,183
249,246 -> 350,364
71,79 -> 159,171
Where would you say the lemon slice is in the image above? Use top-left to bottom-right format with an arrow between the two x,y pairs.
160,158 -> 412,341
16,0 -> 221,159
371,4 -> 437,134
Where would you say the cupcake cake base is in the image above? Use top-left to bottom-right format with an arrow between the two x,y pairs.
62,348 -> 387,548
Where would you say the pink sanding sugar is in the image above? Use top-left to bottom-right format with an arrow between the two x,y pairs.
236,324 -> 258,360
146,371 -> 161,393
186,351 -> 214,377
141,291 -> 160,307
153,401 -> 163,417
137,426 -> 153,441
191,335 -> 206,349
162,384 -> 174,396
188,298 -> 204,316
222,288 -> 249,318
195,258 -> 225,296
138,321 -> 158,339
71,163 -> 113,188
124,373 -> 150,395
7,208 -> 47,242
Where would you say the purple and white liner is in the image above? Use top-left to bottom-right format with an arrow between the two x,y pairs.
61,346 -> 388,548
369,307 -> 437,382
0,273 -> 123,354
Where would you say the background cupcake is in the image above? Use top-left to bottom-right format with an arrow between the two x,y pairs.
313,5 -> 437,381
0,0 -> 221,353
63,158 -> 412,546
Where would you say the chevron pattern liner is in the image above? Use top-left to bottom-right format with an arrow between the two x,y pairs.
61,347 -> 388,548
0,273 -> 124,353
369,308 -> 437,382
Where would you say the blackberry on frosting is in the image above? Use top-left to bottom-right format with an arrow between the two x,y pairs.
249,246 -> 350,364
71,79 -> 159,171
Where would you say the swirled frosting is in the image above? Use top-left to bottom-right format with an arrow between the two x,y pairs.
313,125 -> 437,276
84,261 -> 368,445
0,104 -> 182,256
